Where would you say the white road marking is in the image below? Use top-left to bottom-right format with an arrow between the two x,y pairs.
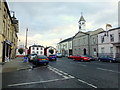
8,78 -> 70,87
78,79 -> 97,88
97,68 -> 120,73
48,65 -> 75,79
48,65 -> 97,88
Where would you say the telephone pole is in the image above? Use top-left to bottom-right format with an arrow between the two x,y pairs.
25,28 -> 28,55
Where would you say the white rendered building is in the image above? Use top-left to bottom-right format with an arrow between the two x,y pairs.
29,45 -> 44,55
98,26 -> 120,58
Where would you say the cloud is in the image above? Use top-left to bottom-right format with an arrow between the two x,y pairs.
8,2 -> 118,48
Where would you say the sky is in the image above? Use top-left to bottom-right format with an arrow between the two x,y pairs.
7,0 -> 119,48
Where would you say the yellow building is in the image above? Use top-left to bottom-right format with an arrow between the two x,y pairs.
0,0 -> 19,63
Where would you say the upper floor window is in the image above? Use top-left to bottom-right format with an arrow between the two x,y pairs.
83,38 -> 85,44
101,36 -> 104,43
32,47 -> 34,50
37,47 -> 39,50
32,51 -> 34,54
93,38 -> 96,44
110,34 -> 114,42
41,48 -> 43,50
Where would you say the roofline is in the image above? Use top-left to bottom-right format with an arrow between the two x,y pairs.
59,37 -> 73,43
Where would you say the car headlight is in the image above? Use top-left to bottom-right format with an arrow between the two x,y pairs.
112,58 -> 115,60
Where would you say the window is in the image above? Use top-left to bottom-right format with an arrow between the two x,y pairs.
93,38 -> 96,44
40,51 -> 43,54
32,47 -> 34,50
41,48 -> 42,50
37,47 -> 39,50
101,47 -> 105,53
32,51 -> 34,54
83,38 -> 85,44
110,34 -> 114,42
93,48 -> 97,55
110,47 -> 113,54
101,36 -> 104,43
36,51 -> 39,54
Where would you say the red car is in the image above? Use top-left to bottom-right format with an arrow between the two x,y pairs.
74,55 -> 91,62
68,55 -> 78,59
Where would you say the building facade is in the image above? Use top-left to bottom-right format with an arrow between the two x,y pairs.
0,0 -> 19,63
89,28 -> 104,57
73,31 -> 89,55
57,37 -> 73,56
98,27 -> 120,58
29,45 -> 44,55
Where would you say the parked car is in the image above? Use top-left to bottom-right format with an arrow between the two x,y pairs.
27,54 -> 37,62
48,54 -> 57,61
56,53 -> 62,58
74,55 -> 91,62
32,55 -> 49,65
98,55 -> 117,63
82,55 -> 96,61
68,55 -> 77,59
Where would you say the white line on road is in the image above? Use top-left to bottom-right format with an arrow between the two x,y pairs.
48,65 -> 75,79
78,79 -> 97,88
8,78 -> 70,87
97,68 -> 120,73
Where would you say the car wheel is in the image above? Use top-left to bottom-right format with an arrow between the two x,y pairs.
109,60 -> 112,63
98,59 -> 101,61
81,59 -> 84,62
44,62 -> 49,66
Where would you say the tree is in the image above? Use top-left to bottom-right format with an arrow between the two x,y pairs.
49,49 -> 54,54
18,48 -> 24,54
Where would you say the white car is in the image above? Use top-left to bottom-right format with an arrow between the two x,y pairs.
56,53 -> 62,58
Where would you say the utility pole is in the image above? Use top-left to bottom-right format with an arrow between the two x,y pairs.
25,28 -> 28,55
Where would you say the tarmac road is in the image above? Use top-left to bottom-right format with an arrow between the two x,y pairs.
2,57 -> 120,89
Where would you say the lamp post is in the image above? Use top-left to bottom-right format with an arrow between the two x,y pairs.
25,28 -> 28,55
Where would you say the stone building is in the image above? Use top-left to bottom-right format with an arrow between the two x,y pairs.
89,28 -> 104,57
0,0 -> 19,63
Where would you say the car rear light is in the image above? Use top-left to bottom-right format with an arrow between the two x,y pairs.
46,58 -> 49,60
38,59 -> 42,60
49,56 -> 52,58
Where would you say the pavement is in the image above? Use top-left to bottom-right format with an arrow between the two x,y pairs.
2,57 -> 32,73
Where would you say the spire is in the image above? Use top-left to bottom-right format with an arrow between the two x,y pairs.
78,12 -> 86,23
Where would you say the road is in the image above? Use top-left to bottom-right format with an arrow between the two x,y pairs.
2,57 -> 120,88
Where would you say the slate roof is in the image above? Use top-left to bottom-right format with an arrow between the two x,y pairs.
59,37 -> 73,43
30,45 -> 44,47
78,15 -> 86,22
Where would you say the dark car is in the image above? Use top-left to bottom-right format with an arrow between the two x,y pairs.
32,55 -> 49,65
98,55 -> 117,63
48,55 -> 57,61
